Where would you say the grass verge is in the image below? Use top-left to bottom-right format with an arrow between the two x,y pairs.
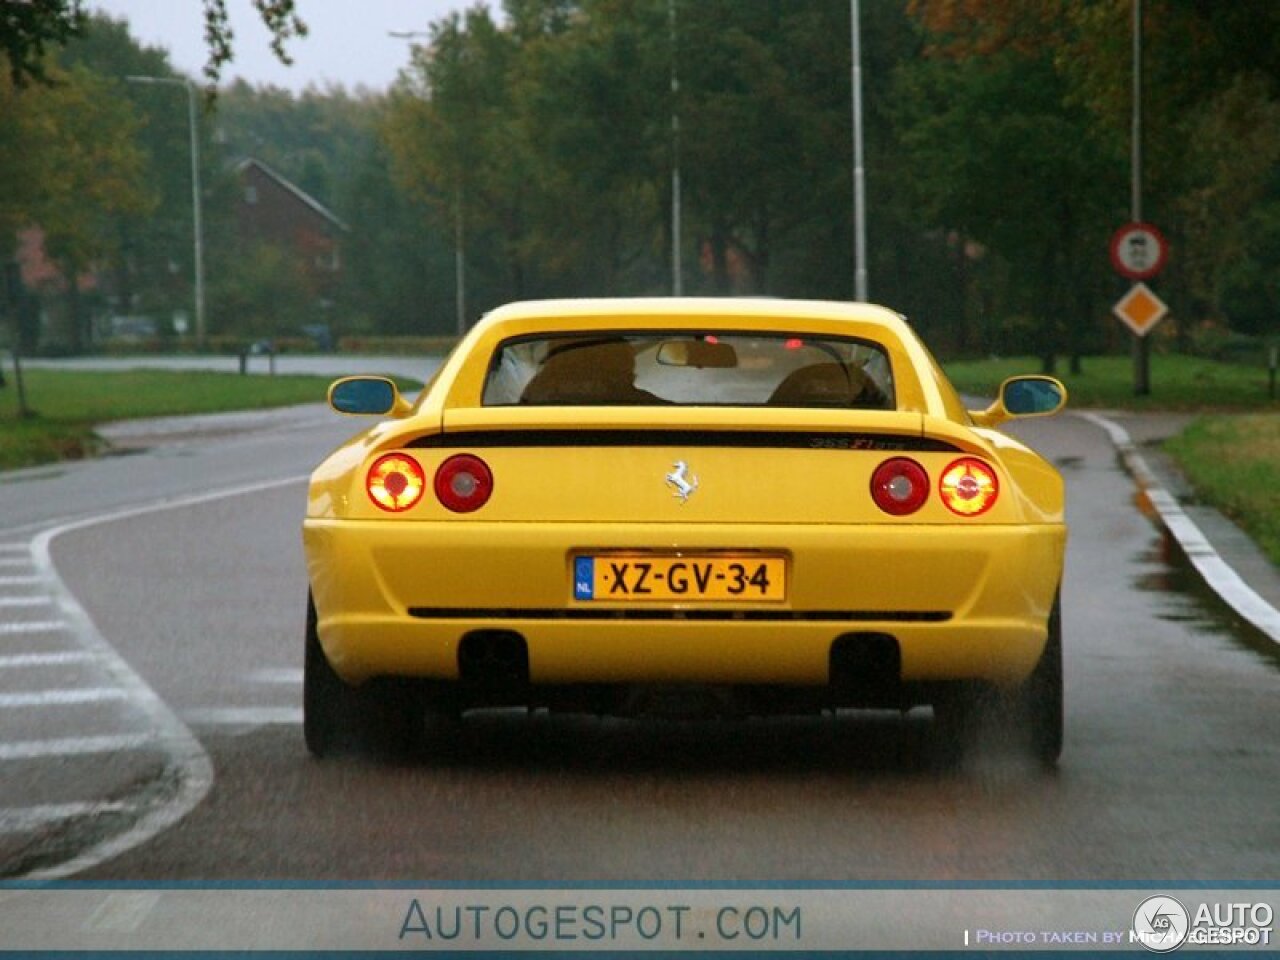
0,369 -> 398,473
1164,414 -> 1280,566
944,353 -> 1279,410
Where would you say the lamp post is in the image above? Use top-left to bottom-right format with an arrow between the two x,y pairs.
390,30 -> 467,335
125,75 -> 206,348
668,0 -> 683,296
850,0 -> 868,302
1130,0 -> 1150,396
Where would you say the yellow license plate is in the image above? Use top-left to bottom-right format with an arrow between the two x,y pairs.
573,554 -> 786,602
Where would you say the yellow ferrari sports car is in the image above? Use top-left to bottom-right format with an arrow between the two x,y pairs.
303,298 -> 1067,764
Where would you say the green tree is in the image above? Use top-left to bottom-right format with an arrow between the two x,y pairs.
10,63 -> 154,350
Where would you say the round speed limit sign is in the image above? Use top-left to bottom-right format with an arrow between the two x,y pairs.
1110,222 -> 1168,280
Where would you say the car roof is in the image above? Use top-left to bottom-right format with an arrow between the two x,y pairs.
476,297 -> 912,336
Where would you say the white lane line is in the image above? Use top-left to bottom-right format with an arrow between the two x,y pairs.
0,734 -> 153,761
0,801 -> 142,834
0,687 -> 129,708
22,471 -> 308,881
0,652 -> 95,669
0,621 -> 67,636
183,707 -> 302,726
0,597 -> 55,608
1080,411 -> 1280,646
247,667 -> 302,685
0,576 -> 43,586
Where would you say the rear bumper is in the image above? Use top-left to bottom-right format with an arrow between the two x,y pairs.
303,519 -> 1065,688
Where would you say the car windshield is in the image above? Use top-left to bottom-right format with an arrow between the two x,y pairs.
482,332 -> 895,409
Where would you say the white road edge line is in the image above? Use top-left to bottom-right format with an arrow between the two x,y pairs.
23,472 -> 309,880
1079,411 -> 1280,646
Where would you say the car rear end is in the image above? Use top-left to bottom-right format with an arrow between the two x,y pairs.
303,302 -> 1065,717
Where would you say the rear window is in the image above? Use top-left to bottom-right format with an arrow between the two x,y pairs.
481,332 -> 894,409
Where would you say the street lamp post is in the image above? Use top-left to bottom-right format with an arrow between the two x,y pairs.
669,0 -> 683,297
850,0 -> 868,302
125,75 -> 206,348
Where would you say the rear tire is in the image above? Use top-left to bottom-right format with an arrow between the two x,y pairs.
932,591 -> 1063,769
1022,591 -> 1064,768
303,592 -> 423,758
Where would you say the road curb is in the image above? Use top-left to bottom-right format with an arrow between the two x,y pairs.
1078,411 -> 1280,646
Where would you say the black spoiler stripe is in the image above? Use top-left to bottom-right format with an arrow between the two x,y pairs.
409,430 -> 959,452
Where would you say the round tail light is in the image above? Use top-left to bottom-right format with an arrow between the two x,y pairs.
434,454 -> 494,513
939,457 -> 999,516
870,457 -> 929,515
367,453 -> 426,512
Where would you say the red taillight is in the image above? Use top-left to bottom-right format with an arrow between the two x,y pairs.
434,454 -> 494,513
870,457 -> 929,515
939,457 -> 999,516
367,453 -> 426,512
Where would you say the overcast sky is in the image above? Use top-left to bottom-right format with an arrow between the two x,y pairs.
90,1 -> 489,93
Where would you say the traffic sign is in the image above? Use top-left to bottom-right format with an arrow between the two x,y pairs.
1113,282 -> 1168,337
1110,222 -> 1168,280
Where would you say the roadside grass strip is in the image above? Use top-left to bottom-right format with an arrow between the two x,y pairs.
1081,411 -> 1280,646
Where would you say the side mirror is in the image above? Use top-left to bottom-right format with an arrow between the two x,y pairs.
328,376 -> 411,417
970,375 -> 1066,427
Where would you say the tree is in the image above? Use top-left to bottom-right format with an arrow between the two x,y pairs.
0,0 -> 86,85
2,62 -> 153,350
0,0 -> 305,90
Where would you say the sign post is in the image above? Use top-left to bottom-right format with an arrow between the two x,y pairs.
1110,221 -> 1168,395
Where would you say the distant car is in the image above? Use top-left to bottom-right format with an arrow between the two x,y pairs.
302,298 -> 1067,764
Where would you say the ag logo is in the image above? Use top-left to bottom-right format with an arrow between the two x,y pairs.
1133,896 -> 1190,953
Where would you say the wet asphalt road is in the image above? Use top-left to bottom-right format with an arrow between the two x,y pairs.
3,411 -> 1278,881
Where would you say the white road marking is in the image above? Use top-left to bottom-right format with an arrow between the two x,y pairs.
247,667 -> 303,685
0,801 -> 142,834
0,621 -> 66,636
0,687 -> 129,708
1080,411 -> 1280,646
0,544 -> 29,553
0,734 -> 153,761
0,597 -> 54,608
0,652 -> 95,669
182,707 -> 302,726
18,472 -> 308,880
0,558 -> 33,568
0,576 -> 42,587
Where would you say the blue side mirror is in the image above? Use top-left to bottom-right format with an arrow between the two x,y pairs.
1002,376 -> 1065,416
329,377 -> 399,416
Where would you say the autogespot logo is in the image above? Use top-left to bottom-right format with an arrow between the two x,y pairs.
1132,896 -> 1190,953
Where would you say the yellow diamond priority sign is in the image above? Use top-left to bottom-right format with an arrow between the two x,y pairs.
1113,282 -> 1169,338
